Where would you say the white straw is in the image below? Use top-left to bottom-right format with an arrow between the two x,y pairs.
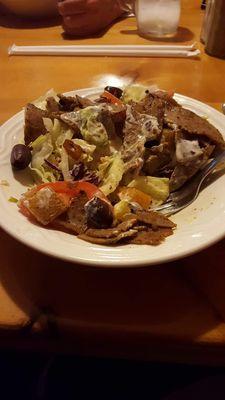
8,44 -> 200,58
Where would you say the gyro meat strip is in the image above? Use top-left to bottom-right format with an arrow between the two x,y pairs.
24,103 -> 49,145
46,97 -> 60,113
129,227 -> 173,245
133,93 -> 166,132
85,218 -> 137,238
154,90 -> 180,111
121,103 -> 162,175
170,142 -> 215,191
67,192 -> 89,234
122,94 -> 165,174
79,229 -> 137,245
169,130 -> 215,191
97,109 -> 116,137
97,108 -> 123,149
76,95 -> 95,108
109,104 -> 126,124
143,132 -> 176,175
52,218 -> 82,235
121,119 -> 145,174
58,94 -> 80,112
143,127 -> 176,175
135,211 -> 176,228
165,106 -> 225,148
59,112 -> 81,136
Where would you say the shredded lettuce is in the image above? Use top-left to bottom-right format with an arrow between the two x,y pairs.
29,119 -> 74,183
42,117 -> 53,133
122,84 -> 158,104
53,120 -> 73,150
51,120 -> 74,181
99,153 -> 125,196
30,134 -> 46,149
59,147 -> 72,181
122,85 -> 148,104
25,91 -> 125,185
8,196 -> 18,203
73,139 -> 96,163
43,118 -> 74,151
30,166 -> 57,183
77,106 -> 109,146
31,134 -> 53,170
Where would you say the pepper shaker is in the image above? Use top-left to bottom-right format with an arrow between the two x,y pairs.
205,0 -> 225,59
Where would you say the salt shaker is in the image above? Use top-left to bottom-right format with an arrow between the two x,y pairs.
200,0 -> 213,44
205,0 -> 225,59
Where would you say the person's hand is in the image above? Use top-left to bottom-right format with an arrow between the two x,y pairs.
58,0 -> 123,36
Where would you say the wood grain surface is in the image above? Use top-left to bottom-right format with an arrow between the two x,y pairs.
1,0 -> 225,364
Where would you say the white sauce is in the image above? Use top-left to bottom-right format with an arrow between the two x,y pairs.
142,115 -> 160,136
176,139 -> 203,163
35,187 -> 54,209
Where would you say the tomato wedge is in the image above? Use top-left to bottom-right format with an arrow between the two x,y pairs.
19,181 -> 111,217
24,181 -> 103,198
101,91 -> 124,106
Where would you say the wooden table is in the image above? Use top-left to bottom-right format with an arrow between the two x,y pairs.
1,0 -> 225,365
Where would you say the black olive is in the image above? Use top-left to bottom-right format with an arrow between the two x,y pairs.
85,197 -> 113,229
144,139 -> 159,148
104,86 -> 123,99
10,144 -> 32,170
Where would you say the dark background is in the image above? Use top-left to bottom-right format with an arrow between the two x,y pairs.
1,351 -> 225,399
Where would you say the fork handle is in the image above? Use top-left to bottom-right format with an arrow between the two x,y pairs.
200,150 -> 225,179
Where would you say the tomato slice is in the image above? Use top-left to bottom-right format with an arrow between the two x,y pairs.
19,181 -> 111,217
101,91 -> 124,106
41,181 -> 106,200
22,181 -> 97,198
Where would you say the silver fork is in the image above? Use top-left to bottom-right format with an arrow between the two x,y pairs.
154,150 -> 225,216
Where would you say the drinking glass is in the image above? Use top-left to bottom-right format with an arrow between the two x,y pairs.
135,0 -> 181,38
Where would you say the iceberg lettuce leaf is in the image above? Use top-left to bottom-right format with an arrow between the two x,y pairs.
78,107 -> 109,146
99,153 -> 125,195
31,133 -> 53,170
128,176 -> 169,203
30,166 -> 57,183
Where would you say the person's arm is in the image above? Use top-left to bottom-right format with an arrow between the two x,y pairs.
0,0 -> 58,17
58,0 -> 134,36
